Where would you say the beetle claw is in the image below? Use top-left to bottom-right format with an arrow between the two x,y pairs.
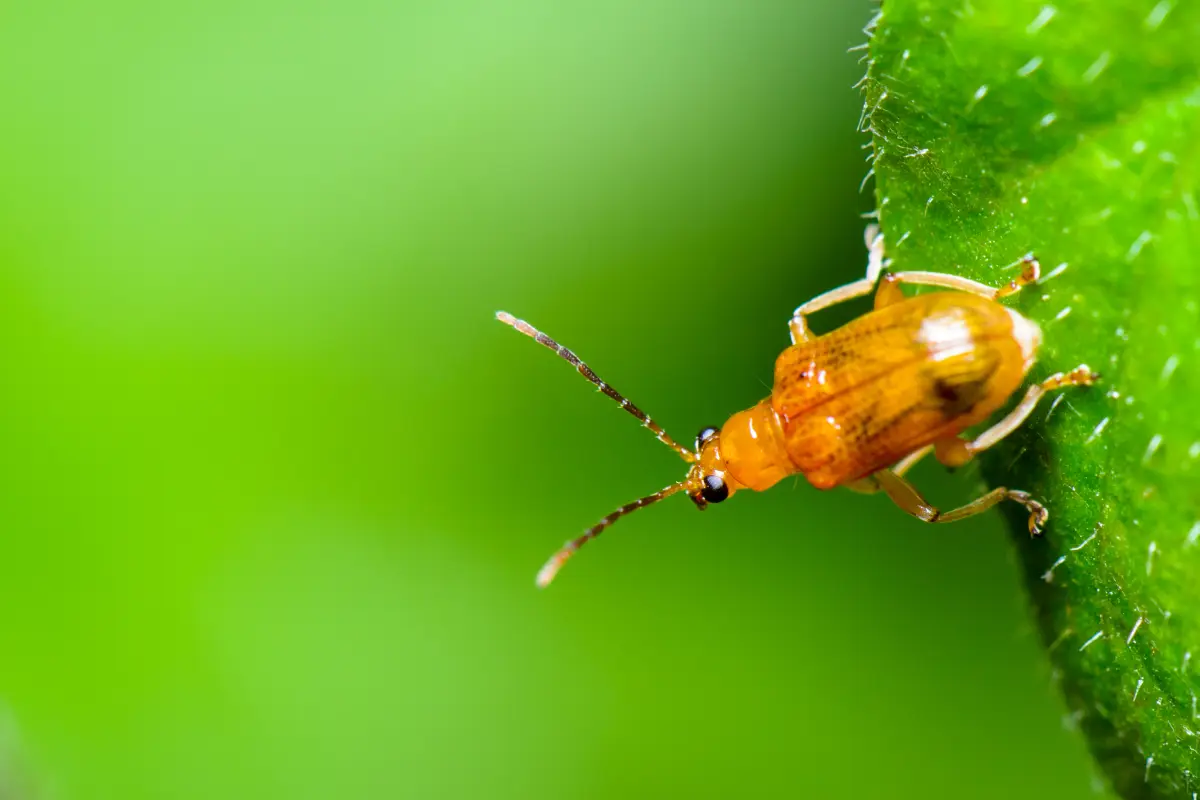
1027,504 -> 1049,537
1008,490 -> 1048,536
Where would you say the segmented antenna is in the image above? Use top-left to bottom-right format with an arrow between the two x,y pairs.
496,311 -> 696,463
535,482 -> 686,588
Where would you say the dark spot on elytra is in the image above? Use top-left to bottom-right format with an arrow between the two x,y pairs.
932,375 -> 987,417
934,379 -> 961,403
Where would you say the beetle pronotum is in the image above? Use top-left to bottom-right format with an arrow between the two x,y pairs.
499,227 -> 1098,587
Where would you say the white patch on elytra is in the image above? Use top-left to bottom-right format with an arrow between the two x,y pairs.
1005,308 -> 1042,371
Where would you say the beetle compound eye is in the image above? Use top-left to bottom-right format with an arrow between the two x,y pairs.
695,426 -> 720,451
700,474 -> 729,504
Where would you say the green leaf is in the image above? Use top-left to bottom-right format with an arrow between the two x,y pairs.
863,1 -> 1200,797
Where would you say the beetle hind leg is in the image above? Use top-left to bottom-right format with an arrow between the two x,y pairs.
938,364 -> 1100,465
873,469 -> 1049,536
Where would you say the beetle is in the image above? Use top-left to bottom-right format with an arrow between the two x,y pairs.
498,227 -> 1098,587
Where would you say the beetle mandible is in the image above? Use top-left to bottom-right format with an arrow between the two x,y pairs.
498,227 -> 1098,587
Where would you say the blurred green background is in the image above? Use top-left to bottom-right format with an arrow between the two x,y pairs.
0,1 -> 1110,798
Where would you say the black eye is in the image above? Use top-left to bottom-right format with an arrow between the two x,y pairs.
700,474 -> 729,504
695,426 -> 719,451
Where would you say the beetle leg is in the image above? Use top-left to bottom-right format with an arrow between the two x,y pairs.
873,469 -> 1049,536
864,224 -> 886,280
842,445 -> 933,495
892,444 -> 933,476
887,255 -> 1042,300
884,271 -> 1005,299
790,279 -> 875,342
993,255 -> 1042,298
934,437 -> 973,468
842,476 -> 881,494
939,364 -> 1099,464
788,226 -> 888,343
789,277 -> 878,343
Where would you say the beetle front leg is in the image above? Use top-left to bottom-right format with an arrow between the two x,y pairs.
788,225 -> 887,343
873,469 -> 1049,536
993,255 -> 1042,298
790,278 -> 880,342
887,255 -> 1042,300
933,364 -> 1100,467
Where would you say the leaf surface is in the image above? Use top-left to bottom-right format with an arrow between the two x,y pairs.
865,1 -> 1200,796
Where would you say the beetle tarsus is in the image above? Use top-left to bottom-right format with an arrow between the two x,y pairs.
994,255 -> 1042,298
1009,491 -> 1049,536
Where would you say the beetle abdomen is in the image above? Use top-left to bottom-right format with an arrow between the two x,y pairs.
772,292 -> 1035,489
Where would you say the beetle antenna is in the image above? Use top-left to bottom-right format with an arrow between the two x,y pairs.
496,311 -> 696,463
536,481 -> 688,588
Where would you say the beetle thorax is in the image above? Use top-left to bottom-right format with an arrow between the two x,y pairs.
694,399 -> 793,495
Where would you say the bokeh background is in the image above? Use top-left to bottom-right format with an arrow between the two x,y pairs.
0,1 -> 1112,798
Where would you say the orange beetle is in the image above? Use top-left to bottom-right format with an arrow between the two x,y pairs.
499,227 -> 1098,587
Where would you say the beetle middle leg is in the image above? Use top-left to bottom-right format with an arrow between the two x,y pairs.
892,444 -> 933,476
933,364 -> 1100,468
842,444 -> 933,495
872,468 -> 1049,535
